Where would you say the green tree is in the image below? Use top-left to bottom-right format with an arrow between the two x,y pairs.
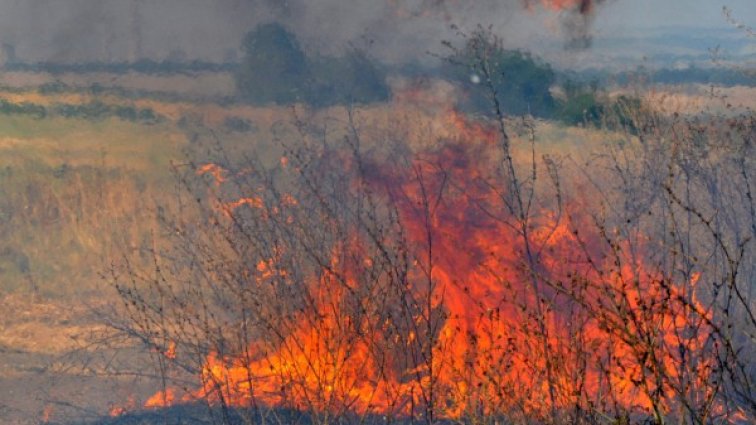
446,30 -> 556,117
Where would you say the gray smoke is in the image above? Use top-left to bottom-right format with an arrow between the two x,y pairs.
0,0 -> 606,64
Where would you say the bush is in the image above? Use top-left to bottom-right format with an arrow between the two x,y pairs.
307,50 -> 390,107
0,99 -> 46,118
556,82 -> 604,126
443,29 -> 645,130
52,101 -> 161,124
55,101 -> 111,120
136,107 -> 160,125
37,81 -> 68,95
556,82 -> 643,130
444,31 -> 556,117
235,23 -> 389,106
223,116 -> 255,133
235,23 -> 310,104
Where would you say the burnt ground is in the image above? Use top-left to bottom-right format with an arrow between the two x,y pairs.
80,405 -> 433,425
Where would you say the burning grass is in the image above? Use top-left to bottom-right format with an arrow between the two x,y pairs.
107,100 -> 754,424
0,82 -> 751,424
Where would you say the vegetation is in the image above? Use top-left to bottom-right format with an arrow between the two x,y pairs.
307,49 -> 391,106
443,30 -> 644,128
54,101 -> 161,124
444,33 -> 557,117
0,97 -> 162,124
619,65 -> 756,87
223,115 -> 255,133
0,98 -> 47,118
235,23 -> 389,106
556,81 -> 643,129
5,59 -> 236,76
235,23 -> 310,104
104,35 -> 755,424
0,112 -> 181,302
0,20 -> 751,425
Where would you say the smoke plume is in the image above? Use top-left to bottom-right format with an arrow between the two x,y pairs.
0,0 -> 608,64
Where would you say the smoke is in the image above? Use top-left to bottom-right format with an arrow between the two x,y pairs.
0,0 -> 608,64
553,0 -> 609,49
560,1 -> 604,49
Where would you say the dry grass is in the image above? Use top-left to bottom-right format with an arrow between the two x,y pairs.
0,79 -> 748,423
0,294 -> 100,359
613,83 -> 756,116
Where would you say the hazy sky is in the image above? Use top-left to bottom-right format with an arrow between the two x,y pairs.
0,0 -> 751,65
598,0 -> 755,30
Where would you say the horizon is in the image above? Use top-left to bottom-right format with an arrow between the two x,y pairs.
0,0 -> 750,70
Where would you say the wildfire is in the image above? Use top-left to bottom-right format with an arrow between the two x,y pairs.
131,110 -> 721,422
145,388 -> 177,409
108,396 -> 136,418
526,0 -> 601,14
196,163 -> 227,185
41,405 -> 54,423
446,109 -> 499,145
386,0 -> 601,22
108,406 -> 126,417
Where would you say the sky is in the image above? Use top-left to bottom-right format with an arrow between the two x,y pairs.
0,0 -> 751,67
598,0 -> 755,30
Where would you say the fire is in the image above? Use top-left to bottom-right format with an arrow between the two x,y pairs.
225,196 -> 264,211
145,388 -> 177,409
108,406 -> 126,417
532,0 -> 600,14
133,110 -> 721,422
446,109 -> 499,145
193,283 -> 396,413
109,396 -> 136,418
164,341 -> 176,360
41,405 -> 53,423
196,163 -> 227,185
386,0 -> 600,22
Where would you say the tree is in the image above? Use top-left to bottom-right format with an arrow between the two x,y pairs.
235,24 -> 390,107
235,23 -> 310,104
308,49 -> 390,107
445,30 -> 557,117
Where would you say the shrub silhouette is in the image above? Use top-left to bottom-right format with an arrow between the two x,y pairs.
445,32 -> 556,117
307,49 -> 390,107
236,23 -> 389,106
236,23 -> 310,104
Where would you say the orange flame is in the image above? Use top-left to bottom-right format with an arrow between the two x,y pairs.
164,341 -> 177,360
109,395 -> 136,417
196,163 -> 227,186
109,406 -> 126,417
533,0 -> 598,14
145,388 -> 177,409
137,111 -> 719,422
41,405 -> 54,423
